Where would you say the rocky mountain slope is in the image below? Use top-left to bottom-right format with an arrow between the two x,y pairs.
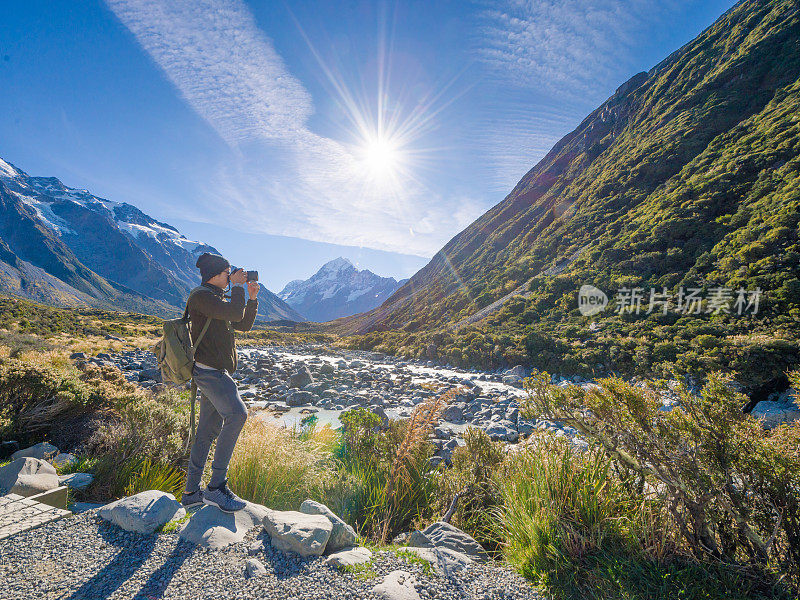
0,157 -> 303,321
341,0 -> 800,389
278,258 -> 405,322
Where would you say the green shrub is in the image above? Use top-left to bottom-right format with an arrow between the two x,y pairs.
522,369 -> 800,583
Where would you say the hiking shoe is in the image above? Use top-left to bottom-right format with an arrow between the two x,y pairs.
181,489 -> 204,509
203,480 -> 247,513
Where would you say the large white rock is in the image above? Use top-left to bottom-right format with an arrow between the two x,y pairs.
372,570 -> 421,600
10,442 -> 59,461
324,546 -> 373,567
751,399 -> 800,429
262,509 -> 332,557
0,457 -> 60,496
99,490 -> 185,534
179,502 -> 269,549
408,521 -> 489,562
299,499 -> 357,552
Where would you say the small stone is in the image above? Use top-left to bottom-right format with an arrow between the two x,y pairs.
324,546 -> 372,567
372,570 -> 421,600
262,509 -> 332,557
245,557 -> 268,578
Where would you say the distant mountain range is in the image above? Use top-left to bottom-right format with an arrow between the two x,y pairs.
278,257 -> 406,322
0,157 -> 304,321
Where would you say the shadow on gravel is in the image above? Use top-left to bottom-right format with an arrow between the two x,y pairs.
66,520 -> 158,600
131,539 -> 196,600
256,531 -> 316,580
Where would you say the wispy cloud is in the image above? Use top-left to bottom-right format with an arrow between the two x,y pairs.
472,0 -> 685,190
105,0 -> 482,256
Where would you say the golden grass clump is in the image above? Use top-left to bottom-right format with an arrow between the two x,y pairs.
226,416 -> 334,510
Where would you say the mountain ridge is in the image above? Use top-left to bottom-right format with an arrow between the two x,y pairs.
0,156 -> 304,321
339,0 -> 800,389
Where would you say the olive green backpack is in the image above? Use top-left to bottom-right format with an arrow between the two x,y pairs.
152,287 -> 211,448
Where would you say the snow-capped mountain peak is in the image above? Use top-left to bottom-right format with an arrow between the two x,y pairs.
278,258 -> 404,322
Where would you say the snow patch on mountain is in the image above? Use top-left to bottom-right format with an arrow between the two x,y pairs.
9,190 -> 77,236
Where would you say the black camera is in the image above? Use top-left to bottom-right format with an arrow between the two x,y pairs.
231,267 -> 258,282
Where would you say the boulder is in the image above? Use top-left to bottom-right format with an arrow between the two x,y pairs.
59,472 -> 94,490
179,502 -> 270,549
750,399 -> 800,429
300,499 -> 357,552
286,390 -> 317,407
319,363 -> 335,374
51,453 -> 78,469
262,509 -> 332,556
372,570 -> 420,600
484,420 -> 519,442
10,442 -> 59,461
0,457 -> 60,496
441,404 -> 465,423
324,546 -> 373,567
288,366 -> 314,389
99,490 -> 185,534
505,365 -> 528,378
408,521 -> 489,562
138,368 -> 162,383
245,558 -> 268,578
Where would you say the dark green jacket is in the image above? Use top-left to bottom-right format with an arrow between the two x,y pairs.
187,283 -> 258,372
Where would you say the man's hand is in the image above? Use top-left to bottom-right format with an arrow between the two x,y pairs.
247,281 -> 260,300
230,268 -> 247,285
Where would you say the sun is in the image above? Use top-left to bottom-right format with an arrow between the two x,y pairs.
360,135 -> 403,182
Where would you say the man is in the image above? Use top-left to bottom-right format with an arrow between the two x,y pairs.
181,252 -> 259,513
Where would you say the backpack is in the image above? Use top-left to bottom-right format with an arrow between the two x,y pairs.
151,287 -> 211,449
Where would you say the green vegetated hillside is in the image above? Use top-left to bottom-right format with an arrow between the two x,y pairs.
341,0 -> 800,389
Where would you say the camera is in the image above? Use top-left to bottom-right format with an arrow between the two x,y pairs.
231,267 -> 258,282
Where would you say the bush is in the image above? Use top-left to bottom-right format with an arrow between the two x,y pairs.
522,369 -> 800,584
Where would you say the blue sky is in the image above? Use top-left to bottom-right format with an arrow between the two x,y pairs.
0,0 -> 736,291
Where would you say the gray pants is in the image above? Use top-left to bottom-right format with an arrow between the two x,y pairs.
185,365 -> 248,492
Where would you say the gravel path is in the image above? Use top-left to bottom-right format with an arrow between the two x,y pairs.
0,510 -> 542,600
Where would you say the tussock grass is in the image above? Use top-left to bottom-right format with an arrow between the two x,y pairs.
226,417 -> 333,510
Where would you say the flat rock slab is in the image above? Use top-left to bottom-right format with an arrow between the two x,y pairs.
300,499 -> 357,552
372,570 -> 421,600
179,502 -> 269,549
59,473 -> 93,491
0,458 -> 60,497
0,493 -> 71,540
99,490 -> 185,534
400,546 -> 474,576
324,546 -> 373,567
262,508 -> 332,557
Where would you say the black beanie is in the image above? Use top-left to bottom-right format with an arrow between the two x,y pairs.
196,252 -> 230,283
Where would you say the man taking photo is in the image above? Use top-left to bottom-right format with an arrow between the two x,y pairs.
181,252 -> 258,512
